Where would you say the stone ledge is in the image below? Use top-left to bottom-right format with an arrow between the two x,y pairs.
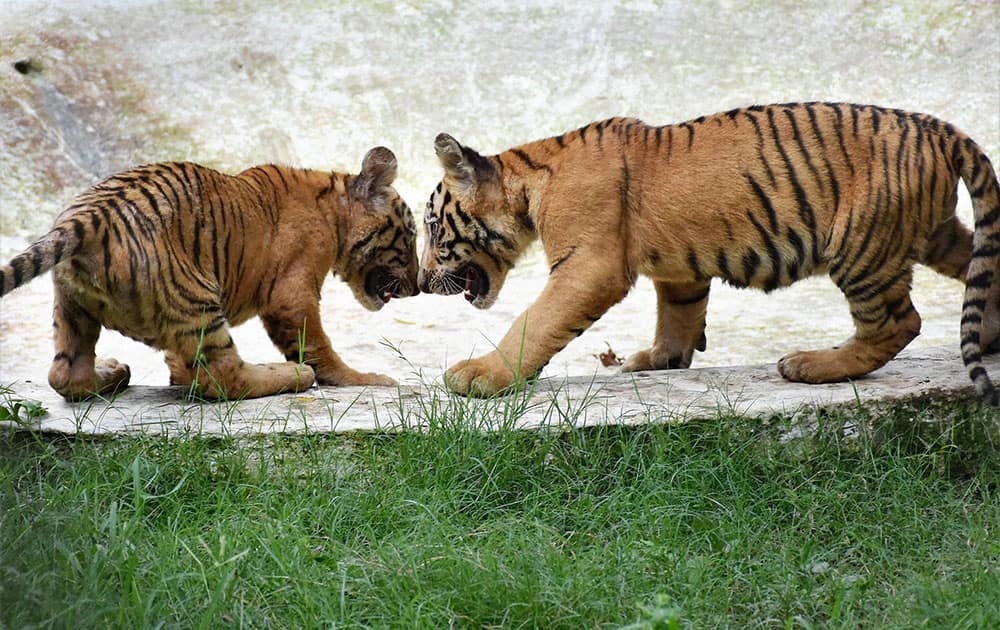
1,345 -> 997,436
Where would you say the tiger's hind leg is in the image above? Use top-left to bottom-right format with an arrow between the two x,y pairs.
922,217 -> 972,281
173,311 -> 315,400
47,287 -> 131,401
622,280 -> 709,372
921,217 -> 1000,352
778,266 -> 921,383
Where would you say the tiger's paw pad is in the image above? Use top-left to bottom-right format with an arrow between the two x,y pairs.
444,358 -> 515,398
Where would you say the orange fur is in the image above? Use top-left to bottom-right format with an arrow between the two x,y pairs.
419,103 -> 1000,404
1,148 -> 418,400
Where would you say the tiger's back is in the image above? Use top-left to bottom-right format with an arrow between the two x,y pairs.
420,103 -> 1000,403
42,163 -> 275,346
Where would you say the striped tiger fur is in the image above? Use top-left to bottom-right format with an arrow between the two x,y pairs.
0,147 -> 418,400
417,103 -> 1000,404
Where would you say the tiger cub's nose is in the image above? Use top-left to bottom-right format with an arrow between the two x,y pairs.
417,268 -> 432,294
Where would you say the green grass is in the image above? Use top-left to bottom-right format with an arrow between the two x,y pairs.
1,398 -> 998,628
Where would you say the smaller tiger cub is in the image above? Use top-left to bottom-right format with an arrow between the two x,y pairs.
0,147 -> 419,400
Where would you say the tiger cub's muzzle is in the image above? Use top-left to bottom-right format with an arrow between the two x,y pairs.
365,265 -> 419,305
417,263 -> 489,304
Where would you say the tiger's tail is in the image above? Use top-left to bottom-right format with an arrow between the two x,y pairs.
956,133 -> 1000,406
0,223 -> 83,297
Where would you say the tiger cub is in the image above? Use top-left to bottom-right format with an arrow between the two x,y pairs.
418,103 -> 1000,405
0,147 -> 418,400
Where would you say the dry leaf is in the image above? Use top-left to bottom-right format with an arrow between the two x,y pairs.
596,343 -> 623,367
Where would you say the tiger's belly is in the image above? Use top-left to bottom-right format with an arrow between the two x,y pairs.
638,245 -> 828,292
54,261 -> 215,351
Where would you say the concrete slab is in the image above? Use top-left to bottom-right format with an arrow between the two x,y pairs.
1,345 -> 997,436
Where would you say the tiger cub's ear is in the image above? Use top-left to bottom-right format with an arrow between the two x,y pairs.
435,133 -> 475,190
353,146 -> 398,200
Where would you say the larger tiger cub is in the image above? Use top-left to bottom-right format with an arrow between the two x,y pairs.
0,147 -> 418,400
418,103 -> 1000,405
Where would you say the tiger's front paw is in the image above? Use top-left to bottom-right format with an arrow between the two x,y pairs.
444,354 -> 516,397
621,347 -> 693,372
777,350 -> 845,383
318,369 -> 397,387
353,372 -> 398,387
621,349 -> 655,372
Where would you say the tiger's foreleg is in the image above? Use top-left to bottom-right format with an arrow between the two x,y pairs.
778,266 -> 921,383
165,351 -> 193,386
445,258 -> 632,397
261,303 -> 396,388
178,311 -> 315,400
47,285 -> 131,401
622,280 -> 710,372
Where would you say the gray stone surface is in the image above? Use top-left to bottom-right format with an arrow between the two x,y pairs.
2,345 -> 997,436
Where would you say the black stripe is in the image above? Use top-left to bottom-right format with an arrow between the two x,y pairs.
30,247 -> 44,276
11,259 -> 22,287
510,148 -> 552,173
829,104 -> 855,175
746,174 -> 779,231
744,112 -> 777,188
870,107 -> 881,135
717,250 -> 741,286
783,107 -> 825,193
844,266 -> 910,302
961,312 -> 983,326
687,250 -> 707,281
470,213 -> 515,251
966,271 -> 993,289
969,366 -> 987,380
102,229 -> 112,287
680,122 -> 694,149
975,204 -> 1000,230
787,227 -> 805,269
742,249 -> 761,284
804,103 -> 827,150
666,287 -> 709,305
747,211 -> 782,291
269,165 -> 290,192
962,332 -> 981,347
767,107 -> 819,262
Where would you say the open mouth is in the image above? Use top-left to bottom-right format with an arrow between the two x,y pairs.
364,266 -> 395,304
458,263 -> 489,303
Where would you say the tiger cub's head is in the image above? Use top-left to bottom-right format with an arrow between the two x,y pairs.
418,133 -> 529,309
342,147 -> 419,311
